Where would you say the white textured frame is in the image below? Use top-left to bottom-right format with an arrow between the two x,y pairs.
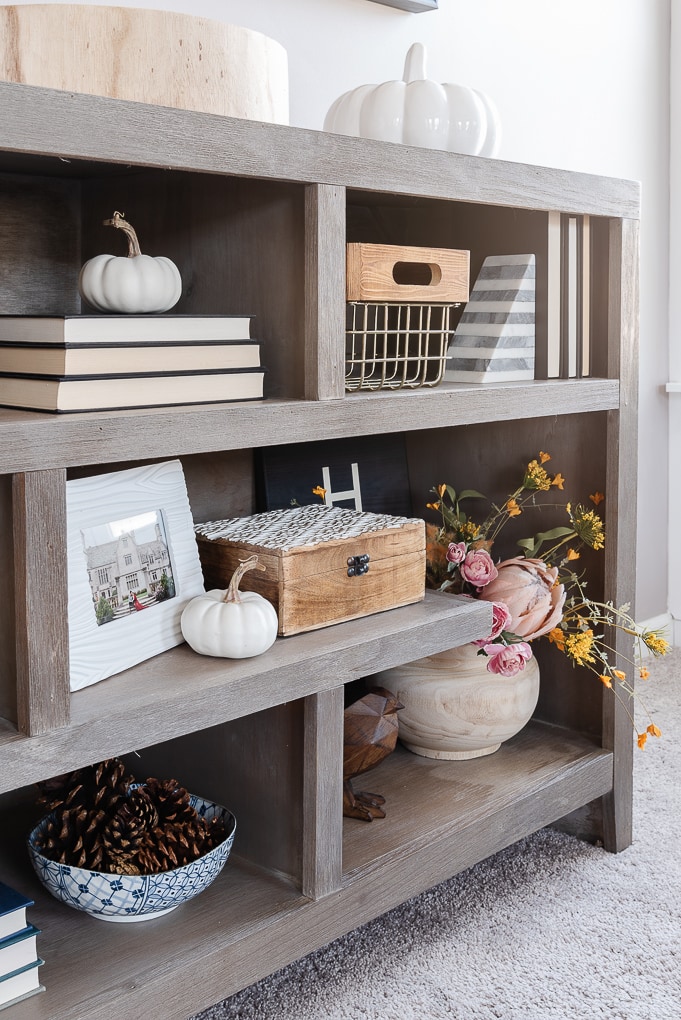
66,459 -> 205,691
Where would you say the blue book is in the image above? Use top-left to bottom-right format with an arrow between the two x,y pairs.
0,925 -> 40,977
0,959 -> 44,1011
0,884 -> 33,944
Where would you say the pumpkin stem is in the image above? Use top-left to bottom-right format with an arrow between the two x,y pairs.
403,42 -> 427,83
102,210 -> 142,258
223,555 -> 265,603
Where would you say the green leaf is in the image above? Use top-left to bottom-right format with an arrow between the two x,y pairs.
457,489 -> 487,501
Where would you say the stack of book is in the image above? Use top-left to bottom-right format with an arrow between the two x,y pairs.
0,882 -> 44,1011
0,314 -> 265,413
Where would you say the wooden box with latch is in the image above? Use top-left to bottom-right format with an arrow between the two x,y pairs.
194,503 -> 426,636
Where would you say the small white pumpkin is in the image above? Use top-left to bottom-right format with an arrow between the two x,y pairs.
79,210 -> 182,313
324,43 -> 501,157
181,555 -> 278,659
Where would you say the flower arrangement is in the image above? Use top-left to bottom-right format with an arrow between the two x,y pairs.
426,452 -> 668,748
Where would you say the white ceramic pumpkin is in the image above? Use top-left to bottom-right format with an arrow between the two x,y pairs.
181,555 -> 278,659
79,210 -> 182,313
323,43 -> 501,158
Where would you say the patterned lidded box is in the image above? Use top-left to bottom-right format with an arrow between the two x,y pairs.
194,504 -> 426,636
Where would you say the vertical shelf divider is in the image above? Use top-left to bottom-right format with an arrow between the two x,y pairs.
304,183 -> 347,400
302,686 -> 344,899
13,468 -> 70,735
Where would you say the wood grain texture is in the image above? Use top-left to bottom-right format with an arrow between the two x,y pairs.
0,83 -> 640,218
13,470 -> 70,735
305,184 -> 346,400
346,242 -> 469,302
0,6 -> 288,124
134,703 -> 305,883
303,688 -> 344,898
0,476 -> 16,721
600,217 -> 639,852
0,592 -> 491,792
0,379 -> 620,474
0,174 -> 81,315
0,723 -> 611,1020
197,519 -> 425,635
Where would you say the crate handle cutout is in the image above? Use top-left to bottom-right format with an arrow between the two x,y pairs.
392,261 -> 442,287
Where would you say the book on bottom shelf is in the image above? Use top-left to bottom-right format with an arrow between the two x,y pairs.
0,340 -> 262,377
0,368 -> 266,412
0,883 -> 32,943
0,925 -> 40,977
0,960 -> 45,1012
0,313 -> 254,344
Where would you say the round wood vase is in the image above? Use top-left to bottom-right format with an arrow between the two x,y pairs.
0,5 -> 289,124
375,643 -> 540,760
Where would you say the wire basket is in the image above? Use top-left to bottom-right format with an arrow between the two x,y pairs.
345,302 -> 456,392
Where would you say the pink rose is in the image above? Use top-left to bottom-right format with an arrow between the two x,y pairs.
479,557 -> 566,641
475,601 -> 512,645
483,641 -> 533,677
446,541 -> 467,565
459,548 -> 498,587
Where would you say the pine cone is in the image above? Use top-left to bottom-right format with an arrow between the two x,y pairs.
144,777 -> 197,826
126,786 -> 159,830
100,803 -> 147,871
36,805 -> 107,870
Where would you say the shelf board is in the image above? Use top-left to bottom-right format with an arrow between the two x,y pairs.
343,722 -> 613,880
0,81 -> 640,218
0,378 -> 619,473
0,722 -> 612,1020
0,592 -> 492,792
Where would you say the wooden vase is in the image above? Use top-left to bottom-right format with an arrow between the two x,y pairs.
375,642 -> 540,760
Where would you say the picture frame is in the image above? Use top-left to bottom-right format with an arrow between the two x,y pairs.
66,459 -> 205,691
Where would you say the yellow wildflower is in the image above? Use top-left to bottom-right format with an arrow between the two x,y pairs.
613,669 -> 626,680
643,631 -> 670,657
565,629 -> 596,666
639,667 -> 650,680
566,548 -> 580,561
547,627 -> 566,651
637,732 -> 648,749
590,491 -> 605,506
569,504 -> 605,551
437,484 -> 447,498
539,451 -> 551,463
312,485 -> 327,499
647,723 -> 662,738
426,501 -> 441,511
524,460 -> 552,491
599,674 -> 612,688
506,498 -> 522,518
551,472 -> 565,490
461,520 -> 481,539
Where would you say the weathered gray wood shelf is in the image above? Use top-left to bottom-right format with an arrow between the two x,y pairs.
0,592 -> 491,793
0,723 -> 611,1020
0,81 -> 638,1019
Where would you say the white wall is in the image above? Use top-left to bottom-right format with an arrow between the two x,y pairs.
12,0 -> 672,623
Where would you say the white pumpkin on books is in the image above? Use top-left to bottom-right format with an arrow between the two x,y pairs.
79,210 -> 182,314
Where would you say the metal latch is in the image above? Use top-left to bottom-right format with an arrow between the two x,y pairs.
347,554 -> 370,577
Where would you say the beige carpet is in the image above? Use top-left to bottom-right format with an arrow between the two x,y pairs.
195,650 -> 681,1020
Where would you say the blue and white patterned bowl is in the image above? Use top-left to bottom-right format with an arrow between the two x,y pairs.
28,794 -> 236,923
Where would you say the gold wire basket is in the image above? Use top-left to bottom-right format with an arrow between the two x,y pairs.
345,301 -> 456,392
344,242 -> 469,392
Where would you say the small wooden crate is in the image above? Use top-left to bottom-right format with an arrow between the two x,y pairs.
194,504 -> 426,636
345,242 -> 469,392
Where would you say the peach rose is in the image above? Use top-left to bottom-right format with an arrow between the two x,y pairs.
479,557 -> 566,641
474,601 -> 512,645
